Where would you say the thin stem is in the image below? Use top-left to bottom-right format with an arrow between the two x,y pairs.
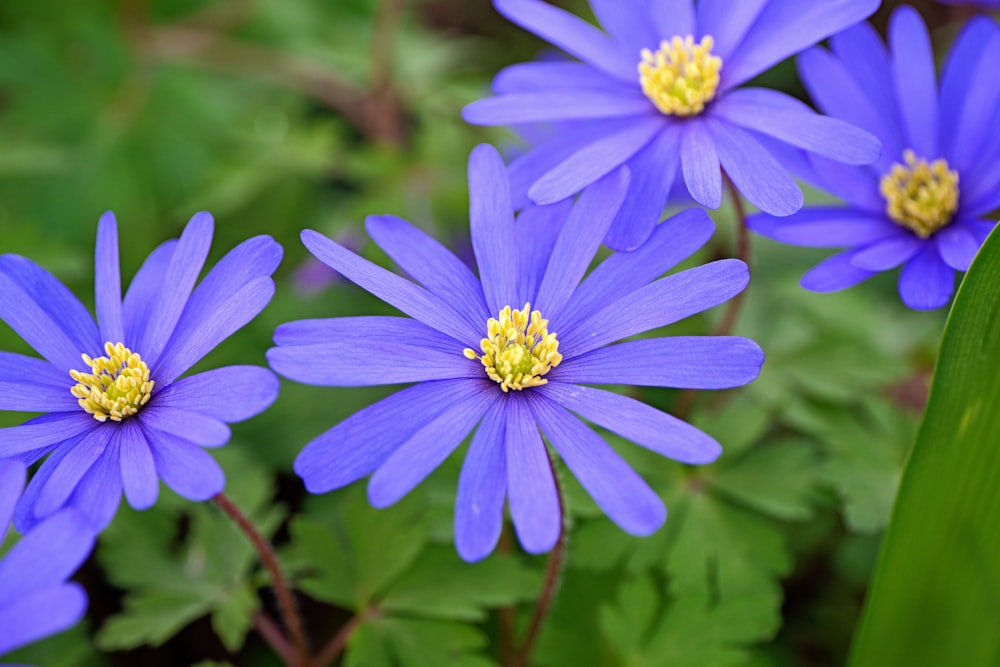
213,493 -> 311,667
313,612 -> 367,667
711,174 -> 751,338
509,450 -> 567,667
255,612 -> 298,667
497,524 -> 517,666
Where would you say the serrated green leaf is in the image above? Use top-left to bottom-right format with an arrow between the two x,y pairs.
212,584 -> 260,653
711,439 -> 819,520
378,617 -> 496,667
850,227 -> 1000,666
96,585 -> 212,650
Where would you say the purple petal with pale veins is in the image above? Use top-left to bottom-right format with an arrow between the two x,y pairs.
455,399 -> 508,562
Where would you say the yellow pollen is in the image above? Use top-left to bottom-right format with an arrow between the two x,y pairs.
879,150 -> 960,238
69,342 -> 154,422
463,304 -> 562,393
638,35 -> 722,117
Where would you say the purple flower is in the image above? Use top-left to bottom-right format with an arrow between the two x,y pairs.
0,460 -> 95,662
462,0 -> 882,250
268,145 -> 763,562
0,212 -> 281,533
748,7 -> 1000,310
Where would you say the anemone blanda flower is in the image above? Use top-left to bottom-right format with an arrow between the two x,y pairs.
0,460 -> 95,663
462,0 -> 883,251
748,7 -> 1000,310
268,145 -> 763,562
0,212 -> 281,533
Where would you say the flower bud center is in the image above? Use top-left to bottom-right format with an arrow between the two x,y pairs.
879,150 -> 959,238
70,342 -> 154,422
463,304 -> 562,393
638,35 -> 722,117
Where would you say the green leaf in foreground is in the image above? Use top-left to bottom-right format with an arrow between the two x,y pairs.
849,226 -> 1000,666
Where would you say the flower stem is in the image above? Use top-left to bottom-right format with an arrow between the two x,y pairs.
313,612 -> 368,667
510,449 -> 567,667
213,493 -> 311,667
254,612 -> 298,666
712,173 -> 751,337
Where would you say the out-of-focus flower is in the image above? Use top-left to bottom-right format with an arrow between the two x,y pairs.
269,145 -> 763,562
463,0 -> 882,250
748,6 -> 1000,309
0,212 -> 281,532
0,460 -> 95,662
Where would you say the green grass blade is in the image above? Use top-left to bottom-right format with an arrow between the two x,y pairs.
849,226 -> 1000,666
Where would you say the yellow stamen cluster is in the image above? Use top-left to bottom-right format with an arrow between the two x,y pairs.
70,342 -> 154,422
463,304 -> 562,393
880,150 -> 960,238
638,35 -> 722,117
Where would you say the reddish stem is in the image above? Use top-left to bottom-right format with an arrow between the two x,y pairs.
313,612 -> 368,667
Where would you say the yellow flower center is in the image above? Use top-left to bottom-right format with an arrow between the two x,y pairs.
70,342 -> 154,422
879,150 -> 959,238
638,35 -> 722,117
463,304 -> 562,393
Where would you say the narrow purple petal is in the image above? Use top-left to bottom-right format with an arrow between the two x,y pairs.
0,460 -> 25,532
494,0 -> 636,80
122,240 -> 176,350
528,116 -> 661,205
469,144 -> 518,315
67,439 -> 122,530
529,393 -> 665,535
0,584 -> 88,655
13,441 -> 76,533
898,245 -> 955,310
367,386 -> 495,508
139,405 -> 231,448
936,225 -> 982,272
708,118 -> 803,216
550,337 -> 763,388
0,509 -> 95,603
697,0 -> 768,61
95,212 -> 125,344
943,31 -> 1000,174
505,397 -> 560,554
560,259 -> 748,358
680,120 -> 722,209
604,124 -> 681,251
650,0 -> 695,39
800,249 -> 878,292
274,316 -> 458,352
267,341 -> 477,387
118,420 -> 158,510
559,208 -> 715,330
748,208 -> 898,248
0,257 -> 99,373
515,202 -> 570,307
0,412 -> 98,460
712,88 -> 880,165
535,167 -> 629,318
34,427 -> 114,518
301,229 -> 479,344
888,6 -> 938,158
366,215 -> 488,328
463,90 -> 651,125
541,383 -> 721,464
850,236 -> 923,271
0,352 -> 78,413
829,22 -> 901,149
145,428 -> 225,501
493,62 -> 632,95
455,399 -> 508,562
722,0 -> 880,89
589,0 -> 659,51
807,155 -> 884,213
294,379 -> 484,493
939,18 -> 999,163
151,366 -> 279,423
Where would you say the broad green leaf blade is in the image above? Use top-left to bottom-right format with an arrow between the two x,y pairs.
850,226 -> 1000,667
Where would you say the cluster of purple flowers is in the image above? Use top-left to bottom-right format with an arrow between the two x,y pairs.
1,1 -> 997,658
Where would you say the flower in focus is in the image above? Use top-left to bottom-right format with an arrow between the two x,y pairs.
462,0 -> 882,250
0,460 -> 95,661
0,212 -> 281,532
269,145 -> 764,562
748,6 -> 1000,309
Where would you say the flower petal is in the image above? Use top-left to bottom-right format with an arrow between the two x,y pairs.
0,460 -> 25,534
463,90 -> 651,125
528,116 -> 662,205
67,439 -> 123,530
939,18 -> 1000,166
936,224 -> 982,272
367,385 -> 495,508
151,366 -> 279,423
680,120 -> 722,209
0,509 -> 95,603
888,6 -> 938,159
943,30 -> 1000,174
0,412 -> 97,459
530,393 -> 665,535
550,337 -> 763,389
515,202 -> 570,307
560,259 -> 748,358
139,212 -> 214,367
118,420 -> 158,510
800,249 -> 878,292
139,405 -> 231,448
494,0 -> 636,80
898,245 -> 955,311
697,0 -> 769,61
650,0 -> 695,39
301,229 -> 479,343
34,426 -> 114,518
505,397 -> 560,554
708,118 -> 803,216
123,239 -> 176,348
294,379 -> 482,494
542,382 -> 721,464
493,61 -> 632,95
0,352 -> 79,413
535,167 -> 629,319
0,584 -> 88,656
850,236 -> 923,271
95,212 -> 125,344
145,428 -> 225,501
455,399 -> 508,562
471,142 -> 521,316
748,208 -> 897,248
589,0 -> 659,51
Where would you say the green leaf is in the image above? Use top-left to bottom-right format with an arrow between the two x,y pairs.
96,584 -> 214,650
849,227 -> 1000,665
